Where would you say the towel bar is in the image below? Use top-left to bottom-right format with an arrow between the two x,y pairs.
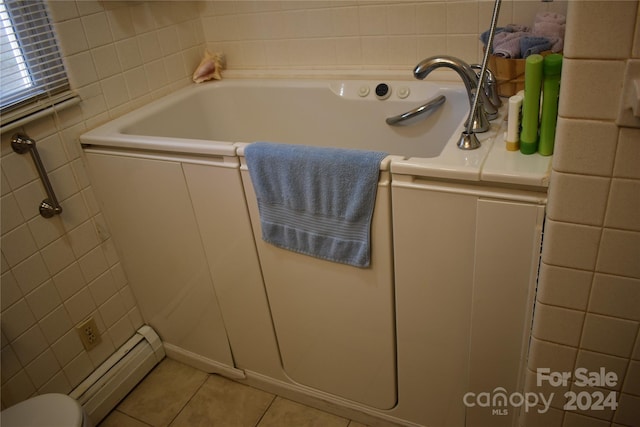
11,133 -> 63,218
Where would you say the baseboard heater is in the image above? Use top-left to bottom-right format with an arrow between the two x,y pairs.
70,325 -> 165,426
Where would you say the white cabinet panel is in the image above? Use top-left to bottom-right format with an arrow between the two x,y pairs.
391,178 -> 546,427
182,163 -> 282,378
393,186 -> 476,427
85,152 -> 234,368
241,168 -> 397,410
466,199 -> 544,427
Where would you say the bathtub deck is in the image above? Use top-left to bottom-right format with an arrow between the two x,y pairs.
98,358 -> 369,427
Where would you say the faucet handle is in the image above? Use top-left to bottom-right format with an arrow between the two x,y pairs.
471,64 -> 502,108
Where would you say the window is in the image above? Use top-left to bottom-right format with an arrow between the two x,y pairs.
1,0 -> 76,130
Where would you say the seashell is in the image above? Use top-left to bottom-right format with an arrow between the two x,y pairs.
192,50 -> 226,83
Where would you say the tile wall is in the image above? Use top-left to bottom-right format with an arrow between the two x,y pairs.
522,2 -> 640,427
201,0 -> 568,70
0,1 -> 205,408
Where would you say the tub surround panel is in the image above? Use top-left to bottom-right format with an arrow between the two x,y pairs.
181,163 -> 284,379
392,180 -> 545,427
83,152 -> 234,367
241,163 -> 397,410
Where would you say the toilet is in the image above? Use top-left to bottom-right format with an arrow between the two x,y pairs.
1,393 -> 92,427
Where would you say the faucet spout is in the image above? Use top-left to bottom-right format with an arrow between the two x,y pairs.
414,55 -> 493,133
414,55 -> 478,95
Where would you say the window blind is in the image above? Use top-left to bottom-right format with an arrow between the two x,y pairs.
1,0 -> 75,128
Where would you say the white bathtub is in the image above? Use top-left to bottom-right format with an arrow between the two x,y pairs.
84,78 -> 468,159
82,75 -> 552,427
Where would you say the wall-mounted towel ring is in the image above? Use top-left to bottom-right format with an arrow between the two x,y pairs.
11,133 -> 63,218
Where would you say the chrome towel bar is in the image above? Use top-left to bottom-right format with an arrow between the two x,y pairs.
11,133 -> 63,218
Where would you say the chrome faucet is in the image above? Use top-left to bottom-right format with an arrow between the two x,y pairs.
413,55 -> 496,133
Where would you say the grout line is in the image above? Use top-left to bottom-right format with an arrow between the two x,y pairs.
252,394 -> 277,427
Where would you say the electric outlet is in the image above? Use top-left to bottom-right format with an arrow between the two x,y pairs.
76,317 -> 101,351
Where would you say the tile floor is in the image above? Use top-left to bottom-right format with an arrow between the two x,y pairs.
98,358 -> 369,427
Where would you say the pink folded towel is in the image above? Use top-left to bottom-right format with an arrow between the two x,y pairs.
493,31 -> 527,58
532,12 -> 565,52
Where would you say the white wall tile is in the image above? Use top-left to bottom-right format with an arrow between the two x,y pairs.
541,219 -> 601,271
66,220 -> 99,259
51,329 -> 83,367
12,325 -> 48,365
1,370 -> 36,407
88,271 -> 118,308
40,236 -> 76,276
100,75 -> 130,109
99,294 -> 127,328
39,371 -> 71,395
1,194 -> 25,233
27,215 -> 65,250
332,7 -> 359,37
63,351 -> 93,388
2,224 -> 37,266
546,171 -> 610,226
1,299 -> 36,341
623,360 -> 640,396
359,5 -> 387,36
24,349 -> 60,389
115,38 -> 143,71
39,306 -> 73,345
564,1 -> 637,59
25,281 -> 61,321
1,153 -> 38,191
66,52 -> 99,90
47,1 -> 79,23
78,246 -> 108,285
575,350 -> 628,391
613,393 -> 640,426
416,3 -> 446,36
581,314 -> 639,358
55,18 -> 89,56
614,128 -> 640,179
605,178 -> 640,231
563,412 -> 611,427
64,288 -> 96,325
13,253 -> 49,295
52,262 -> 85,301
1,345 -> 22,384
1,271 -> 22,311
590,273 -> 640,322
81,12 -> 113,48
532,302 -> 584,347
446,1 -> 478,35
596,229 -> 640,279
12,181 -> 46,221
520,403 -> 564,427
558,59 -> 626,121
91,44 -> 122,80
552,117 -> 619,176
528,337 -> 577,374
105,6 -> 135,41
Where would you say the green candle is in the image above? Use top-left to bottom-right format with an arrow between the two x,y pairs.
520,54 -> 544,155
538,54 -> 563,156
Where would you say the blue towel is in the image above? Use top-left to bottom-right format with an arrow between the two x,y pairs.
244,142 -> 387,268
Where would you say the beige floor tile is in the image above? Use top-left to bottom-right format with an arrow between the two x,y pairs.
347,422 -> 369,427
98,410 -> 151,427
117,358 -> 208,426
257,396 -> 350,427
170,375 -> 275,427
